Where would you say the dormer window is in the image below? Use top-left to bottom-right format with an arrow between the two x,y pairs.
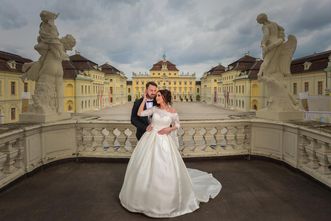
228,65 -> 233,70
7,60 -> 16,69
303,61 -> 312,71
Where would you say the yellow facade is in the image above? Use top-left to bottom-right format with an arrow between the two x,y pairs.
107,73 -> 127,105
0,71 -> 35,124
220,70 -> 240,108
132,58 -> 196,102
200,73 -> 222,104
288,71 -> 326,97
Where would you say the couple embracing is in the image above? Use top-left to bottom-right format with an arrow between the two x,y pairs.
119,81 -> 222,218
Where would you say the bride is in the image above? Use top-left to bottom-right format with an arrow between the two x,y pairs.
119,89 -> 221,218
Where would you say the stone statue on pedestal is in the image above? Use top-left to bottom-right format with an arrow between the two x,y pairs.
256,13 -> 303,121
20,10 -> 76,123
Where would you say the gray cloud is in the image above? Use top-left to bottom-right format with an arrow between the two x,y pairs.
0,0 -> 331,78
0,0 -> 27,29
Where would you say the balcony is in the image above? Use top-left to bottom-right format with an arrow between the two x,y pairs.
1,119 -> 331,220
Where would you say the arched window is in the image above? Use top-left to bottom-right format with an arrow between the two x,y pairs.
65,84 -> 74,96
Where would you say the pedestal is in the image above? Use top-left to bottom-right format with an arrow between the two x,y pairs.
19,112 -> 71,123
256,110 -> 304,121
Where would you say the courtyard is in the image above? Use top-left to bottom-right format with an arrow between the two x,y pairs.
75,102 -> 254,121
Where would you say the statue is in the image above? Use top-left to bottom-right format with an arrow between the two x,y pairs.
20,10 -> 76,122
256,13 -> 303,120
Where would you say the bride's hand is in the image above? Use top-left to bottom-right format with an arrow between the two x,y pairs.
146,124 -> 153,132
158,127 -> 172,135
143,91 -> 148,101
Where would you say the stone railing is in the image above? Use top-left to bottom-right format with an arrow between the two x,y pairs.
76,120 -> 251,158
0,119 -> 330,189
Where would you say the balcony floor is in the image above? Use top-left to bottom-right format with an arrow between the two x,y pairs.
1,158 -> 331,221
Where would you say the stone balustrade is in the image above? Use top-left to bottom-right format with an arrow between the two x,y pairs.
0,119 -> 330,189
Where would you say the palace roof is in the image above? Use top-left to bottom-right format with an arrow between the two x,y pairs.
0,51 -> 32,72
150,60 -> 179,71
291,50 -> 331,74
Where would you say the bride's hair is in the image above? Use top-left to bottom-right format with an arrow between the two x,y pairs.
156,89 -> 172,106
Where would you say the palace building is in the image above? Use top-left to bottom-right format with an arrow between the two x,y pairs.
0,50 -> 128,123
132,55 -> 197,102
0,51 -> 34,124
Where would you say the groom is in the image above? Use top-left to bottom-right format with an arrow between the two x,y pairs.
131,81 -> 157,140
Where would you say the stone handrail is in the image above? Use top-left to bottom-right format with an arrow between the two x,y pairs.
0,119 -> 330,189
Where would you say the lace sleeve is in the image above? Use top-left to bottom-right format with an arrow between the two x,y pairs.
172,113 -> 180,129
140,106 -> 155,117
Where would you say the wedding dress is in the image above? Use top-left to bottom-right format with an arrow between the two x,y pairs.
119,106 -> 222,218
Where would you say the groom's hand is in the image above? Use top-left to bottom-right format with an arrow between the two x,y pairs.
146,124 -> 153,132
158,127 -> 171,135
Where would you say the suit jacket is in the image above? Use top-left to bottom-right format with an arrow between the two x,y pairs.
131,97 -> 157,140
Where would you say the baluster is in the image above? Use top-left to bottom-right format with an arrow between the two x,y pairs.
4,141 -> 19,174
177,127 -> 185,151
243,125 -> 251,148
76,127 -> 84,152
235,126 -> 245,149
298,135 -> 310,165
82,128 -> 93,152
113,128 -> 121,151
195,128 -> 206,150
220,127 -> 228,149
316,142 -> 331,175
124,128 -> 133,152
227,126 -> 237,149
102,128 -> 110,151
13,138 -> 24,169
0,144 -> 6,179
306,137 -> 320,169
209,127 -> 218,149
93,128 -> 104,152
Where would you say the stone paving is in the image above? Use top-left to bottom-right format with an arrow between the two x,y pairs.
1,158 -> 331,221
76,102 -> 255,121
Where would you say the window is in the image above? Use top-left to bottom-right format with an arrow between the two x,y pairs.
303,61 -> 312,71
128,88 -> 131,93
11,82 -> 16,95
24,82 -> 28,92
197,88 -> 200,93
304,82 -> 309,92
81,85 -> 84,94
318,81 -> 323,95
293,83 -> 297,95
11,108 -> 16,120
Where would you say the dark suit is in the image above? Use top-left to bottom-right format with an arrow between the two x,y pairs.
131,97 -> 156,140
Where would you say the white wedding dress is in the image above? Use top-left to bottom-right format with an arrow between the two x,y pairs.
119,107 -> 222,218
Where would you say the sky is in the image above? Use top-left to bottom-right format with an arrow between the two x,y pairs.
0,0 -> 331,79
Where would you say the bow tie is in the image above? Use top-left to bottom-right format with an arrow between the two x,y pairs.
146,101 -> 154,103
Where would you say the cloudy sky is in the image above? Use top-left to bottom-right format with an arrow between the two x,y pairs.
1,0 -> 331,79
